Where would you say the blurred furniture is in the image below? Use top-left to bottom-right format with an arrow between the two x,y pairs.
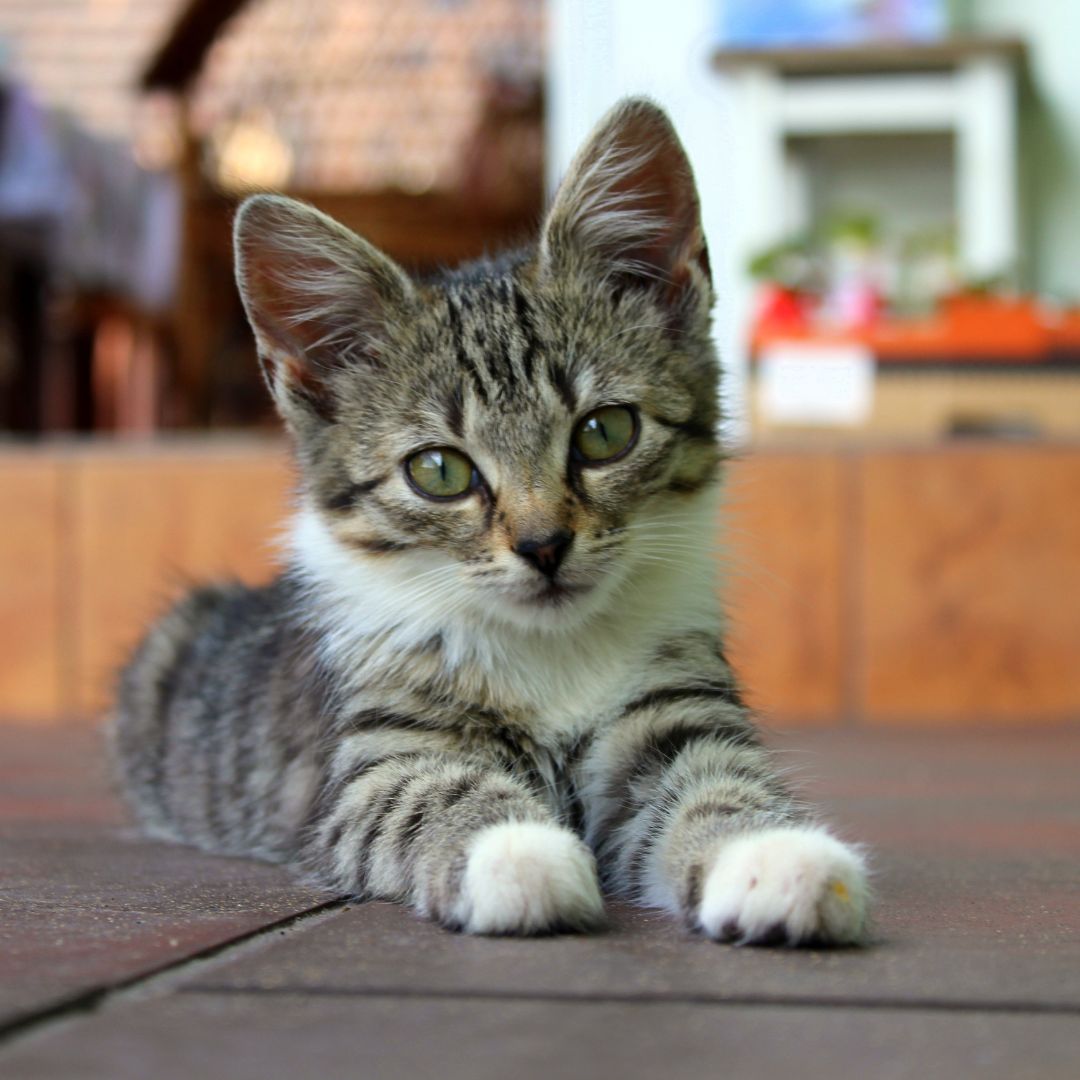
139,0 -> 545,426
750,360 -> 1080,442
749,294 -> 1080,441
714,37 -> 1026,280
3,439 -> 1079,727
0,77 -> 179,435
713,37 -> 1028,437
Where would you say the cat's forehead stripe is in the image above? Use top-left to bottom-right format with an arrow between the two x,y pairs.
510,281 -> 538,383
440,273 -> 592,422
546,357 -> 577,413
452,285 -> 543,404
445,295 -> 492,406
445,384 -> 465,440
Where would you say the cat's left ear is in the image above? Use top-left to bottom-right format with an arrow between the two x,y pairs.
540,98 -> 711,326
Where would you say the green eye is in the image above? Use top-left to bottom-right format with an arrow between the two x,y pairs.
406,448 -> 477,499
572,405 -> 638,464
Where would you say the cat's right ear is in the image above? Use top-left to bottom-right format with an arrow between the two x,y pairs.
233,195 -> 414,423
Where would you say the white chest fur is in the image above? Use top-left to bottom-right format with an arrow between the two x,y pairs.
288,500 -> 720,743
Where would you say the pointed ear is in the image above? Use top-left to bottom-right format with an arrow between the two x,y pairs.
540,98 -> 711,325
233,195 -> 414,422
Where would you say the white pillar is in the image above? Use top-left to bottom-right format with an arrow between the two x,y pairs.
546,0 -> 617,195
956,55 -> 1018,280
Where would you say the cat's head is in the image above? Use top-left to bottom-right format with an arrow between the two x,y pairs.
234,98 -> 721,631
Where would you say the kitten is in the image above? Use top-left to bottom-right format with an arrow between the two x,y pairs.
110,99 -> 868,944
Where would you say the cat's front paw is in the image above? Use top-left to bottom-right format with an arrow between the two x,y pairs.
453,822 -> 606,935
697,826 -> 868,946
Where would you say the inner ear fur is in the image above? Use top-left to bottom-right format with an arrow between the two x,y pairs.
540,98 -> 712,316
233,194 -> 414,420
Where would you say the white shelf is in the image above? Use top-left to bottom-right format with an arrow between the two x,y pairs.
714,38 -> 1025,436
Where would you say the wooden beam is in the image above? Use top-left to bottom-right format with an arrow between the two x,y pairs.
140,0 -> 250,91
712,36 -> 1027,77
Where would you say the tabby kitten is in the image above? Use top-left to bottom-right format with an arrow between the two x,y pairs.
111,99 -> 868,944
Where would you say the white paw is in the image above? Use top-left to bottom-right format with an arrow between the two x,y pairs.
697,826 -> 868,946
454,822 -> 605,935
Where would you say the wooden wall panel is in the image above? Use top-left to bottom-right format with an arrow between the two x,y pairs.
72,446 -> 293,716
859,447 -> 1080,723
0,458 -> 64,720
722,454 -> 847,725
5,440 -> 1080,727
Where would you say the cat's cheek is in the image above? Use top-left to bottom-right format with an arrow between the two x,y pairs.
451,822 -> 606,935
696,827 -> 869,946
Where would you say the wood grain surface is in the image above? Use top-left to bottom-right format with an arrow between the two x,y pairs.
2,441 -> 1079,726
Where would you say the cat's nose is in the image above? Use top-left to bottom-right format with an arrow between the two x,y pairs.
513,530 -> 574,580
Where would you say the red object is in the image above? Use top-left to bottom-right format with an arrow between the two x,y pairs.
753,286 -> 811,339
752,292 -> 1065,362
1048,308 -> 1080,351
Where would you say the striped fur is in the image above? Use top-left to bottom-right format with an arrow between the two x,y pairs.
110,99 -> 868,944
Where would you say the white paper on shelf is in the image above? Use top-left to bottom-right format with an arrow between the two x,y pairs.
758,343 -> 876,426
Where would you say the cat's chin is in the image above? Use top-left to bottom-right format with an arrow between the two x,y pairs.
484,574 -> 623,634
500,587 -> 593,626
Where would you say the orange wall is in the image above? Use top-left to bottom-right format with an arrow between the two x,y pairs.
2,441 -> 1079,726
0,442 -> 292,722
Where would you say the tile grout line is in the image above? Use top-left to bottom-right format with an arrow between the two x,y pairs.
175,983 -> 1080,1018
0,898 -> 349,1052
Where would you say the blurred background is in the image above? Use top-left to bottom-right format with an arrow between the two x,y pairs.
0,0 -> 1077,729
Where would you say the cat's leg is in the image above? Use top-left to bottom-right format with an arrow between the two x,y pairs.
573,639 -> 868,946
304,743 -> 604,935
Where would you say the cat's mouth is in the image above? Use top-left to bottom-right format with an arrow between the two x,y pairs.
524,581 -> 588,607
